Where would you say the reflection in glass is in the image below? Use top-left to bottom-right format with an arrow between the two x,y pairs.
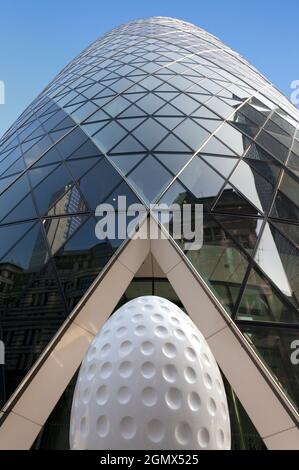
185,214 -> 249,314
229,160 -> 275,214
53,216 -> 120,312
255,223 -> 299,304
178,155 -> 225,205
128,155 -> 173,204
214,214 -> 263,254
0,222 -> 66,398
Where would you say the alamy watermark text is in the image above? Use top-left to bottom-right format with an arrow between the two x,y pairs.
95,197 -> 203,251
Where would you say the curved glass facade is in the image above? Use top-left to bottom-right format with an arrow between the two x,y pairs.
0,17 -> 298,419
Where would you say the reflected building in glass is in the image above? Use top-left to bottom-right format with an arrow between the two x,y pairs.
0,17 -> 298,449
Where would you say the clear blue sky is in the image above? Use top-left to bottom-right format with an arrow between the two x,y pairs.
0,0 -> 298,137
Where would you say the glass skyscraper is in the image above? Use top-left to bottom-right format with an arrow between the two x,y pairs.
0,17 -> 298,450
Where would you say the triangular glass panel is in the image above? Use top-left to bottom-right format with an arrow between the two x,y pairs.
171,94 -> 201,115
194,118 -> 222,133
51,116 -> 75,133
47,184 -> 88,217
256,130 -> 289,164
78,158 -> 123,210
187,93 -> 211,105
229,160 -> 275,214
155,117 -> 185,131
81,121 -> 110,138
201,154 -> 238,178
213,213 -> 263,254
0,147 -> 22,175
236,267 -> 298,324
66,157 -> 101,181
167,75 -> 194,91
140,62 -> 160,74
178,156 -> 225,206
155,134 -> 192,153
2,156 -> 25,178
135,94 -> 165,115
0,221 -> 36,260
213,184 -> 263,217
22,125 -> 44,143
154,153 -> 192,175
157,179 -> 189,207
33,146 -> 62,168
102,96 -> 132,117
222,97 -> 244,108
0,174 -> 31,222
183,213 -> 249,315
2,193 -> 38,224
118,104 -> 147,118
63,103 -> 85,116
138,76 -> 163,91
49,128 -> 74,143
109,134 -> 147,154
70,101 -> 98,123
44,214 -> 89,255
32,164 -> 75,216
254,223 -> 299,304
23,135 -> 52,167
55,127 -> 90,160
279,170 -> 299,208
127,155 -> 173,204
132,118 -> 168,150
28,163 -> 59,188
93,96 -> 117,109
108,154 -> 146,175
92,121 -> 127,153
123,92 -> 148,104
53,215 -> 119,294
156,103 -> 185,117
155,91 -> 180,102
0,175 -> 16,195
270,191 -> 299,223
270,220 -> 299,250
0,221 -> 49,272
287,152 -> 299,178
244,157 -> 281,187
214,122 -> 250,156
104,180 -> 143,209
231,117 -> 259,139
118,117 -> 147,132
117,76 -> 139,92
245,143 -> 278,163
84,108 -> 111,124
173,119 -> 210,152
67,139 -> 101,160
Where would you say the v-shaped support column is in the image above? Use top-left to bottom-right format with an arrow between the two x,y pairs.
0,216 -> 298,449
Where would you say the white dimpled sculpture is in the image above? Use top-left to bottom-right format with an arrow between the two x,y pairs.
70,296 -> 231,450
